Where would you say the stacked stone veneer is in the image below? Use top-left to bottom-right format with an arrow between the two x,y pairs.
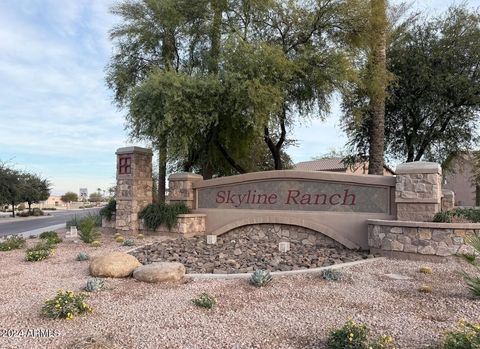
169,173 -> 203,209
395,162 -> 442,222
139,213 -> 206,238
368,219 -> 480,257
229,224 -> 344,248
115,147 -> 153,235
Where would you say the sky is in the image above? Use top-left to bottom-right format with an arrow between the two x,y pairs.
0,0 -> 478,195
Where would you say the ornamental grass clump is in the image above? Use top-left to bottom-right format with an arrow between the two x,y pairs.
25,241 -> 54,262
41,290 -> 92,320
192,293 -> 217,309
0,235 -> 25,251
139,202 -> 190,231
39,231 -> 62,245
327,319 -> 397,349
458,235 -> 480,298
78,217 -> 101,243
419,266 -> 433,274
442,320 -> 480,349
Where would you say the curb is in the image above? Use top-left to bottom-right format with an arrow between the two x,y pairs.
184,257 -> 385,280
0,223 -> 67,240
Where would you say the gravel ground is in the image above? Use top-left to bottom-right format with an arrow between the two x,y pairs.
0,230 -> 479,349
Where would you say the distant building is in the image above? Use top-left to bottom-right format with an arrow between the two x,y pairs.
443,153 -> 478,207
294,158 -> 395,176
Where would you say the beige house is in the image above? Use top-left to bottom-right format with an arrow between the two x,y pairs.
443,153 -> 478,207
294,158 -> 395,176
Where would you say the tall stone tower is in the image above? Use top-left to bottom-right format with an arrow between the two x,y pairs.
115,146 -> 153,234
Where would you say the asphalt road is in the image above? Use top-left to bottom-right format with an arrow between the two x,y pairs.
0,208 -> 101,237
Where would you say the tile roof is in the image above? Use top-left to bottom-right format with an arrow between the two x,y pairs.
294,158 -> 347,171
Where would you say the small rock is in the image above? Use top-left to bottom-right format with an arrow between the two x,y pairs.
133,262 -> 185,283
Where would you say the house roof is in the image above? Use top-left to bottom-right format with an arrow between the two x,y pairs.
294,158 -> 347,171
294,158 -> 396,174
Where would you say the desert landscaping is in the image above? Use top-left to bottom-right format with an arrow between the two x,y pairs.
0,228 -> 479,349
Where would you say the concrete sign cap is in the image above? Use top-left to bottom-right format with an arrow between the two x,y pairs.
395,161 -> 441,175
169,172 -> 204,181
116,146 -> 153,155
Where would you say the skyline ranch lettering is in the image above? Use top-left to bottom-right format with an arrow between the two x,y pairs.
215,189 -> 356,208
197,179 -> 391,214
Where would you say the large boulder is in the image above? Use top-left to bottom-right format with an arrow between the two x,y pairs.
133,262 -> 186,283
90,252 -> 141,278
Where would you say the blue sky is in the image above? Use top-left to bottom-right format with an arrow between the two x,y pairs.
0,0 -> 478,195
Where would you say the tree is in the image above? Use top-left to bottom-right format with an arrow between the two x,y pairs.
61,192 -> 78,203
108,0 -> 354,179
19,173 -> 50,213
0,164 -> 21,217
89,192 -> 103,203
343,6 -> 480,167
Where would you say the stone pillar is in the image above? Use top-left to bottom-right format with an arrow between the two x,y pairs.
168,173 -> 203,209
115,147 -> 153,234
395,162 -> 442,221
441,189 -> 455,212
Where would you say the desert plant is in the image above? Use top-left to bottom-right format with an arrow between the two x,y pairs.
418,285 -> 432,293
137,233 -> 145,240
25,241 -> 53,262
91,240 -> 102,247
99,199 -> 116,221
433,208 -> 480,223
85,278 -> 105,292
442,320 -> 480,349
76,252 -> 89,261
115,236 -> 125,243
321,269 -> 342,281
250,269 -> 273,287
41,289 -> 93,320
192,293 -> 217,309
419,266 -> 433,274
327,319 -> 369,349
39,231 -> 62,245
78,217 -> 101,243
327,319 -> 397,349
123,239 -> 135,246
139,202 -> 190,231
459,236 -> 480,298
0,235 -> 25,251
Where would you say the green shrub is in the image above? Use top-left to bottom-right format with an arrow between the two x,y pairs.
43,207 -> 57,210
192,293 -> 217,309
67,213 -> 101,230
326,319 -> 396,349
139,202 -> 190,231
39,231 -> 62,245
26,242 -> 54,262
433,208 -> 480,223
76,252 -> 89,261
41,290 -> 93,320
250,269 -> 273,287
442,320 -> 480,349
459,236 -> 480,298
32,208 -> 44,216
0,235 -> 26,251
78,217 -> 101,243
99,199 -> 116,221
17,203 -> 26,211
321,269 -> 342,281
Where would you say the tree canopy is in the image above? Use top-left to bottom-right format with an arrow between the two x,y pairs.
107,0 -> 357,178
342,6 -> 480,167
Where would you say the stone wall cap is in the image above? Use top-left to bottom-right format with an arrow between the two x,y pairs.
177,213 -> 207,218
169,172 -> 204,181
367,218 -> 480,229
395,161 -> 441,175
116,146 -> 153,155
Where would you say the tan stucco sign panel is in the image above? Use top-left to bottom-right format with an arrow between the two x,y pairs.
197,179 -> 390,213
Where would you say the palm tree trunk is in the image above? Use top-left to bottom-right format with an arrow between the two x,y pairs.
367,0 -> 387,175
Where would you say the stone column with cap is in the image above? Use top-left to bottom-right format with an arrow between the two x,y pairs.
115,146 -> 153,234
395,162 -> 442,221
168,172 -> 203,209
